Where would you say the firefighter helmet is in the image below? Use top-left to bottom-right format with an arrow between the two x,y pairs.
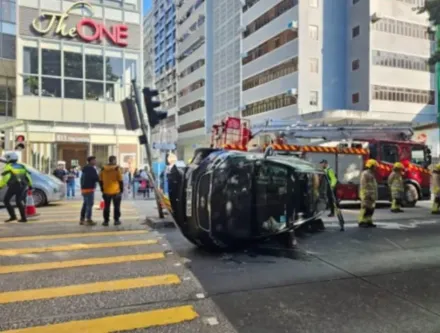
365,159 -> 377,168
393,162 -> 404,169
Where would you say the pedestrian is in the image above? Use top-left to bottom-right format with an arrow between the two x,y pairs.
132,169 -> 141,199
431,163 -> 440,214
122,168 -> 131,199
66,167 -> 77,199
99,155 -> 123,226
319,159 -> 339,217
0,152 -> 32,223
358,159 -> 378,228
53,163 -> 67,182
388,162 -> 404,213
80,156 -> 99,226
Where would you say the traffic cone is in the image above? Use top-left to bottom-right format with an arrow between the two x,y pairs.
26,189 -> 38,217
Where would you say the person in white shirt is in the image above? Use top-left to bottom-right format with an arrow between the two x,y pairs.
122,169 -> 131,199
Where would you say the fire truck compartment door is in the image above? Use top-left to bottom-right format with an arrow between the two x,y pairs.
303,153 -> 336,169
337,154 -> 363,184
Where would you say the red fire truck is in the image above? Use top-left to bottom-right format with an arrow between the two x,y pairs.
211,117 -> 432,207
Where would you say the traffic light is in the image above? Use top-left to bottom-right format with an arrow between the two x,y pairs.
15,135 -> 25,150
120,98 -> 140,131
143,88 -> 167,129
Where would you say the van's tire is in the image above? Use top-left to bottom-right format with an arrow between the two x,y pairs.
403,183 -> 418,208
32,189 -> 47,207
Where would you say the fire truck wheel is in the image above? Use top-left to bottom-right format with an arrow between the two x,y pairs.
403,183 -> 418,208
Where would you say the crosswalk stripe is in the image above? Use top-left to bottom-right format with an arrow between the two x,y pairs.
0,230 -> 148,243
0,253 -> 165,274
1,305 -> 198,332
24,215 -> 140,222
0,240 -> 158,256
0,274 -> 181,304
0,210 -> 139,217
26,217 -> 141,224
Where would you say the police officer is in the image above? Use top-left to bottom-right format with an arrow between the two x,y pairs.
388,162 -> 404,213
319,159 -> 338,217
0,152 -> 32,223
431,163 -> 440,214
359,159 -> 378,228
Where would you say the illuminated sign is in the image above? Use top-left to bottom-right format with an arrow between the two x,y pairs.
31,1 -> 128,47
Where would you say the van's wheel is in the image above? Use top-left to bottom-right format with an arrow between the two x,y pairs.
403,183 -> 418,207
32,189 -> 47,207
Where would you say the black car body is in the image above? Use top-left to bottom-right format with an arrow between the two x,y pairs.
168,148 -> 329,250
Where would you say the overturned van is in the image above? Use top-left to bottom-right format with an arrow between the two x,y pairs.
167,148 -> 329,250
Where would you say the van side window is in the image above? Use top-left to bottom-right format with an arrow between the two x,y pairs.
381,144 -> 399,164
369,144 -> 377,159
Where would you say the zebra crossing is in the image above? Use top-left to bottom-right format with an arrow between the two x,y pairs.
0,201 -> 233,332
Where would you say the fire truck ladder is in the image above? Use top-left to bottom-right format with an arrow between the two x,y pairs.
251,119 -> 414,142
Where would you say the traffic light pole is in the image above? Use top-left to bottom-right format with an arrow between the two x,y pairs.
131,79 -> 165,219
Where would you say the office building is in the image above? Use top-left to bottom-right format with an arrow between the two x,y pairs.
1,0 -> 143,171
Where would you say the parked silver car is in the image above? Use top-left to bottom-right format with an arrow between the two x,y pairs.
0,158 -> 66,207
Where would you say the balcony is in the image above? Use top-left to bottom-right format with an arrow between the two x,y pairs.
177,86 -> 204,109
176,0 -> 193,17
370,31 -> 433,58
177,25 -> 205,58
246,104 -> 298,124
178,1 -> 205,38
243,72 -> 298,105
178,65 -> 205,90
243,7 -> 298,52
177,44 -> 205,72
243,0 -> 283,26
243,40 -> 298,79
178,106 -> 205,125
178,126 -> 205,140
370,66 -> 434,91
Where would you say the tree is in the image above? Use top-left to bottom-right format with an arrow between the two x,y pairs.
417,0 -> 440,65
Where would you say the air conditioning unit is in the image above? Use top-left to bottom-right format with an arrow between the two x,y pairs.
370,12 -> 382,23
288,21 -> 298,30
240,52 -> 248,58
238,25 -> 246,33
287,88 -> 298,96
239,0 -> 246,7
239,105 -> 246,111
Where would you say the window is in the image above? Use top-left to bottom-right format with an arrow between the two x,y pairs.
352,0 -> 360,4
41,77 -> 61,98
85,55 -> 104,80
372,85 -> 434,105
242,93 -> 297,117
64,80 -> 83,99
23,47 -> 38,74
352,59 -> 360,71
0,79 -> 13,116
309,58 -> 319,73
86,82 -> 104,101
371,50 -> 432,72
369,143 -> 378,160
309,0 -> 318,7
411,146 -> 425,165
1,33 -> 15,59
310,91 -> 318,106
372,17 -> 433,41
352,92 -> 359,104
106,57 -> 123,82
64,52 -> 83,78
352,26 -> 360,38
309,25 -> 318,40
42,49 -> 61,76
178,120 -> 205,133
381,144 -> 399,164
23,76 -> 38,96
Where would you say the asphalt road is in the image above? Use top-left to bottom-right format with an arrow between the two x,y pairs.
0,197 -> 236,332
3,198 -> 440,332
163,200 -> 440,333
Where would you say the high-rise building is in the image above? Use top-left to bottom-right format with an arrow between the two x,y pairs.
149,0 -> 177,152
1,0 -> 144,171
143,10 -> 155,88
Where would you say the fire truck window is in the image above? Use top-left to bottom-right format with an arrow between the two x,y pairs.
411,147 -> 425,165
369,144 -> 378,159
381,144 -> 399,163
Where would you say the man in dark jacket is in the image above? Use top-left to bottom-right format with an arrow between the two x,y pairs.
80,156 -> 99,225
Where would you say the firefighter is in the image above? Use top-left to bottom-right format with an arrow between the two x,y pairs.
431,163 -> 440,214
359,159 -> 378,228
388,162 -> 405,213
319,159 -> 338,217
0,152 -> 33,223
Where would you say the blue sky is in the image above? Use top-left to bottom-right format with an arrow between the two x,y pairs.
144,0 -> 152,13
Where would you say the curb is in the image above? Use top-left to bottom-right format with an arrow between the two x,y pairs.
143,217 -> 176,229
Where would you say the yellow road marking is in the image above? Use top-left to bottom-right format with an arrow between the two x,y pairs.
0,274 -> 180,304
24,215 -> 140,221
1,306 -> 198,332
0,230 -> 148,243
26,216 -> 141,224
0,253 -> 165,274
0,240 -> 157,256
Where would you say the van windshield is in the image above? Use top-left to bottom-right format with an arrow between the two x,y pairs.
411,146 -> 425,166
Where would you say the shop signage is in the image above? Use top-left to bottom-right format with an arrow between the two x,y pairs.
31,1 -> 128,47
55,133 -> 90,143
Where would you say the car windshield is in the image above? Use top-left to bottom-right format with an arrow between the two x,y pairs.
411,146 -> 425,166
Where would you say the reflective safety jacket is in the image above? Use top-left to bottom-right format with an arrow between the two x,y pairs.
324,167 -> 338,189
432,170 -> 440,195
387,170 -> 404,196
359,169 -> 377,202
0,162 -> 32,189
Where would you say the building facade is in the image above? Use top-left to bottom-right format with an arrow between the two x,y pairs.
143,9 -> 155,88
174,0 -> 434,161
2,0 -> 143,171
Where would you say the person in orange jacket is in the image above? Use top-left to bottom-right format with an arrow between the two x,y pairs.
99,155 -> 123,226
